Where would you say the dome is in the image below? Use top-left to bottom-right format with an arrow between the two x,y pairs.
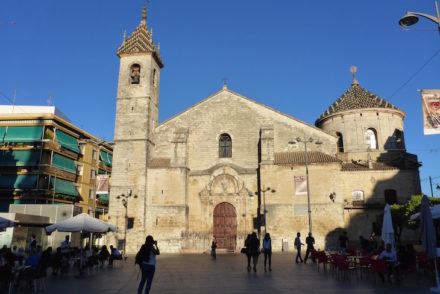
316,81 -> 402,126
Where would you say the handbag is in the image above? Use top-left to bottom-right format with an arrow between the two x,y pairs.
240,247 -> 247,254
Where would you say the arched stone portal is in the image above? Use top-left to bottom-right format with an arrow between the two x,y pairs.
213,202 -> 237,250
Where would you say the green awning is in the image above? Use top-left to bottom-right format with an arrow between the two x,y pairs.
1,126 -> 44,143
0,127 -> 6,139
52,153 -> 76,174
0,175 -> 38,189
50,177 -> 80,197
55,130 -> 80,153
97,193 -> 109,203
100,151 -> 112,167
0,150 -> 40,166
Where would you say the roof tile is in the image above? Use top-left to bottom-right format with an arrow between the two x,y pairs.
316,83 -> 402,123
274,151 -> 340,165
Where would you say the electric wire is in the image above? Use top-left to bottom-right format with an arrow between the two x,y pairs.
388,47 -> 440,99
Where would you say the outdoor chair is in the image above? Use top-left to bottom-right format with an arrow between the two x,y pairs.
370,259 -> 388,283
416,252 -> 434,273
346,248 -> 356,256
335,256 -> 357,280
316,251 -> 330,272
357,257 -> 372,280
310,249 -> 317,262
32,265 -> 49,293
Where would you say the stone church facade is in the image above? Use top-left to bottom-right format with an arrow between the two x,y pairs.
108,8 -> 421,253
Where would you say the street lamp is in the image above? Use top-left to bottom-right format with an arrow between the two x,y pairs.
399,1 -> 440,31
289,136 -> 322,235
116,189 -> 137,256
255,187 -> 276,235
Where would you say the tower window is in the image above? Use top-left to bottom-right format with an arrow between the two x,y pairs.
365,128 -> 378,150
152,69 -> 157,87
336,132 -> 344,153
219,134 -> 232,158
130,64 -> 141,84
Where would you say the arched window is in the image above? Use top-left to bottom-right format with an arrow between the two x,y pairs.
219,134 -> 232,158
365,128 -> 378,149
130,64 -> 141,84
384,189 -> 397,205
336,132 -> 344,153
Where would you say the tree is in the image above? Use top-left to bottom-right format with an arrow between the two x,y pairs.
372,195 -> 440,242
406,194 -> 440,229
390,204 -> 406,242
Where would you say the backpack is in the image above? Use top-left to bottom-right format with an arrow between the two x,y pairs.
135,245 -> 147,266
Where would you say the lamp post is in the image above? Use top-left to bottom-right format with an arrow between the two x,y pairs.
289,135 -> 322,235
255,187 -> 276,235
399,1 -> 440,32
116,190 -> 137,256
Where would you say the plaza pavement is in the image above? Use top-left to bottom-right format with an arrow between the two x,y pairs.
39,253 -> 434,294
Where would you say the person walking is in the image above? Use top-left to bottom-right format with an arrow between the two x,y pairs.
249,232 -> 260,272
136,235 -> 160,294
262,233 -> 272,272
304,233 -> 315,264
244,234 -> 252,272
211,237 -> 217,260
295,232 -> 304,264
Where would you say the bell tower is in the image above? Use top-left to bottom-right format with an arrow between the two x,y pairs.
109,6 -> 163,253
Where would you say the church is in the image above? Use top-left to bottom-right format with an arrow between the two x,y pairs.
108,7 -> 421,253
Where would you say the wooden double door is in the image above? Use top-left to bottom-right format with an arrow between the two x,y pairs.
213,202 -> 237,250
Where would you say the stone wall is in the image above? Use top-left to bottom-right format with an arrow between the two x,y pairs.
317,108 -> 405,153
108,52 -> 161,254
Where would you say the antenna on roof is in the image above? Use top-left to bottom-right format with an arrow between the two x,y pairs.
350,65 -> 358,85
47,93 -> 53,106
12,88 -> 16,112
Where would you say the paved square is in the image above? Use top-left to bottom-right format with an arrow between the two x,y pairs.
41,253 -> 433,294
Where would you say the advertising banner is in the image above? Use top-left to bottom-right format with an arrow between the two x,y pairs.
96,175 -> 109,194
294,176 -> 307,196
421,89 -> 440,135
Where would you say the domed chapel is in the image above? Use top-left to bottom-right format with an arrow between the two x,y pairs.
108,7 -> 421,253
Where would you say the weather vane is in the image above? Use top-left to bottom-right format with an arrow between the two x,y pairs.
350,65 -> 358,84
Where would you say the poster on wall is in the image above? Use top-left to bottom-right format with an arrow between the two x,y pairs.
421,89 -> 440,135
96,175 -> 109,194
294,176 -> 307,195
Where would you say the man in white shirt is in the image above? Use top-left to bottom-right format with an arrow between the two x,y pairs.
60,235 -> 72,254
379,243 -> 398,282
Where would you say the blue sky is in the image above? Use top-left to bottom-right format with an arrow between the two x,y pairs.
0,0 -> 439,195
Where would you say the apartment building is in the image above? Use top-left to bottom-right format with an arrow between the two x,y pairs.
0,106 -> 112,217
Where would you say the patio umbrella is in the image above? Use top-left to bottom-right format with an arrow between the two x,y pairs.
45,213 -> 117,234
45,213 -> 116,276
410,204 -> 440,221
381,203 -> 395,249
419,195 -> 440,292
0,216 -> 16,229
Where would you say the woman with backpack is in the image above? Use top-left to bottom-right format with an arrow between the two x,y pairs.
262,233 -> 272,272
136,235 -> 160,294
